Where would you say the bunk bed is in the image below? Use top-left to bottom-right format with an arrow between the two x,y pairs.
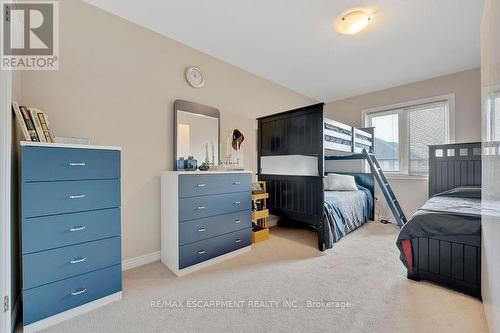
396,142 -> 482,298
257,103 -> 378,251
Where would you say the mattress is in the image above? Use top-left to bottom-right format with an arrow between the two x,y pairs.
396,192 -> 481,269
323,186 -> 373,247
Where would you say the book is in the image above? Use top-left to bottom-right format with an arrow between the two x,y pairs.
11,102 -> 31,141
19,105 -> 39,141
35,110 -> 54,143
29,108 -> 46,142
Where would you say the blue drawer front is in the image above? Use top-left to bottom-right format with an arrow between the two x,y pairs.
23,179 -> 120,218
23,264 -> 122,325
179,228 -> 251,269
179,210 -> 251,245
23,208 -> 121,254
22,146 -> 120,182
179,191 -> 251,221
179,173 -> 251,198
23,236 -> 121,290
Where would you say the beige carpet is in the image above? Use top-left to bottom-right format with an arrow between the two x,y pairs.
42,222 -> 488,333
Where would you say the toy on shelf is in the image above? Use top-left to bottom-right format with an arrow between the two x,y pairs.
251,181 -> 269,243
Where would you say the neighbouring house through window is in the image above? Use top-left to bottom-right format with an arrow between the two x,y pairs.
364,95 -> 454,176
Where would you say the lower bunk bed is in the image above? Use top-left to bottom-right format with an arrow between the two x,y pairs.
324,174 -> 374,247
260,173 -> 374,250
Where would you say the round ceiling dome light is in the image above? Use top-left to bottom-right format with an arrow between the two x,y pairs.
336,10 -> 371,35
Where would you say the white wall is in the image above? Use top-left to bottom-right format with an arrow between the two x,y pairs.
18,0 -> 314,261
0,63 -> 11,333
324,68 -> 481,218
10,71 -> 22,328
481,0 -> 500,331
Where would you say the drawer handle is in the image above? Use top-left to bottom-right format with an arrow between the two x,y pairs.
196,184 -> 206,187
233,181 -> 241,185
70,257 -> 87,264
235,239 -> 242,243
197,250 -> 206,255
197,228 -> 206,232
235,220 -> 241,224
71,288 -> 87,296
196,206 -> 205,210
69,162 -> 86,166
233,201 -> 241,205
69,226 -> 86,232
69,194 -> 86,199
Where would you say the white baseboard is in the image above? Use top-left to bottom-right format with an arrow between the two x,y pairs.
23,292 -> 122,333
122,251 -> 160,271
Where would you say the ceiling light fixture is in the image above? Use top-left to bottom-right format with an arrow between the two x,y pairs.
336,10 -> 372,35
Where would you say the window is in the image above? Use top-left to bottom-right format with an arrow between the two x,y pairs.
496,95 -> 500,140
485,90 -> 500,142
408,103 -> 447,174
370,113 -> 399,172
365,96 -> 453,176
494,92 -> 500,141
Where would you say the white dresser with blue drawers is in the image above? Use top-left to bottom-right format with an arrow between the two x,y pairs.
161,171 -> 252,276
20,142 -> 122,332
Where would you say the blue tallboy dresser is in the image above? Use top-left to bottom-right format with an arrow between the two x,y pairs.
20,142 -> 122,332
161,171 -> 252,276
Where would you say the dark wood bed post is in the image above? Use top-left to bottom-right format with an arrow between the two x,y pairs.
256,103 -> 327,251
317,108 -> 326,251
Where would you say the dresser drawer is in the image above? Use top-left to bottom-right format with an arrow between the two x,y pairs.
179,210 -> 251,245
23,236 -> 121,289
23,208 -> 121,254
22,146 -> 120,182
23,264 -> 121,325
23,179 -> 120,218
179,191 -> 251,221
179,228 -> 251,269
179,173 -> 251,198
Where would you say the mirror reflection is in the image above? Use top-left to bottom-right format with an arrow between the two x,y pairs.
176,110 -> 219,167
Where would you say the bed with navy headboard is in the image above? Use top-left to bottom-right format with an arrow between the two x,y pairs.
397,142 -> 482,298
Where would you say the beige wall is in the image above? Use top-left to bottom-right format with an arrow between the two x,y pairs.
324,68 -> 481,218
19,0 -> 314,260
324,68 -> 481,141
481,0 -> 500,331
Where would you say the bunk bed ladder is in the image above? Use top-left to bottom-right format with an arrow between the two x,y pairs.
362,149 -> 408,228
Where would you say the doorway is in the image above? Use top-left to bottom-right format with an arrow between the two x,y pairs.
0,67 -> 12,333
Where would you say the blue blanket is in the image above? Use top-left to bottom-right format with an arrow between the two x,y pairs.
323,186 -> 373,248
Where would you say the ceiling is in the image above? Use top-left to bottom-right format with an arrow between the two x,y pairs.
83,0 -> 484,102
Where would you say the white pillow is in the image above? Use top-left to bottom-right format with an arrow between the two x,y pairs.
325,174 -> 358,191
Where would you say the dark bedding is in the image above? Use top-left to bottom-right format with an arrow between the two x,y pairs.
324,186 -> 373,247
396,187 -> 481,269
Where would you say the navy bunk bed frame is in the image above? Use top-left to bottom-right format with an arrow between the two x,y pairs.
257,103 -> 378,251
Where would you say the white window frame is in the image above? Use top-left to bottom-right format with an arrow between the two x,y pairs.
485,87 -> 500,142
362,94 -> 455,179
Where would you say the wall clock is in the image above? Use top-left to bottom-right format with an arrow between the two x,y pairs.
185,66 -> 205,88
